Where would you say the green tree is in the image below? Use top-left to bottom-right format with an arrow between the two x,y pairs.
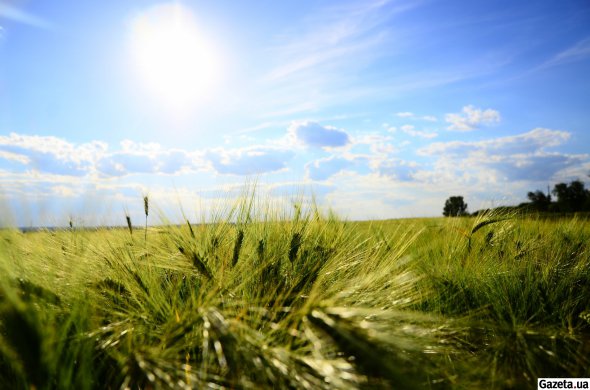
527,190 -> 552,211
443,196 -> 468,217
552,180 -> 590,212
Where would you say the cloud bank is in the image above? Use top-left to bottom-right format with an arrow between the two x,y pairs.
206,146 -> 294,175
419,128 -> 585,183
0,133 -> 200,177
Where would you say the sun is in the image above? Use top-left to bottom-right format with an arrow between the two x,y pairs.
129,3 -> 221,114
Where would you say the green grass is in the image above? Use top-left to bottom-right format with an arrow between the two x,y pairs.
0,197 -> 589,389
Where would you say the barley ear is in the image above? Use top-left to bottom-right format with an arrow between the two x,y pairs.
143,195 -> 149,242
125,214 -> 133,236
232,229 -> 244,267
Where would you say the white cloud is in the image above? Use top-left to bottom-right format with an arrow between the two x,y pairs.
418,128 -> 588,184
352,133 -> 393,146
51,185 -> 77,197
482,153 -> 585,181
262,181 -> 335,199
0,133 -> 106,176
305,155 -> 369,181
0,150 -> 30,164
420,128 -> 570,156
288,121 -> 350,148
375,158 -> 419,182
345,133 -> 395,160
0,133 -> 202,177
318,171 -> 448,219
395,112 -> 437,122
445,105 -> 501,131
97,141 -> 198,177
157,150 -> 196,174
400,124 -> 437,139
206,146 -> 295,175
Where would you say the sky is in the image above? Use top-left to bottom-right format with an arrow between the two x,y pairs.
0,0 -> 589,226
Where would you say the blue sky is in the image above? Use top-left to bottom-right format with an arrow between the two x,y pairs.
0,0 -> 589,226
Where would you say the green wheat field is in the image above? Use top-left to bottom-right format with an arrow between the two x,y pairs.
0,194 -> 589,389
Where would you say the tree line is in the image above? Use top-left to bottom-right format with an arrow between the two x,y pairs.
524,180 -> 590,212
443,179 -> 590,217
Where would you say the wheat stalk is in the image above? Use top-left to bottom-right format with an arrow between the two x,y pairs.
143,195 -> 149,242
125,212 -> 133,236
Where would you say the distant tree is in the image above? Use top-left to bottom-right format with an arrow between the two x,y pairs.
552,180 -> 590,212
443,196 -> 468,217
526,190 -> 551,211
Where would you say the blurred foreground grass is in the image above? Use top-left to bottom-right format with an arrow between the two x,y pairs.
0,196 -> 588,389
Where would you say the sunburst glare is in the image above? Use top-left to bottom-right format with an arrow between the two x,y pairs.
129,3 -> 222,115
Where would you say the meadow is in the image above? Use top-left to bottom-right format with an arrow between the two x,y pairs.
0,195 -> 588,389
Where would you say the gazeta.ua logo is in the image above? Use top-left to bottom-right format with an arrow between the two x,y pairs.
538,378 -> 590,389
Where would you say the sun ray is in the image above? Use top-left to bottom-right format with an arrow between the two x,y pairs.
129,4 -> 221,115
